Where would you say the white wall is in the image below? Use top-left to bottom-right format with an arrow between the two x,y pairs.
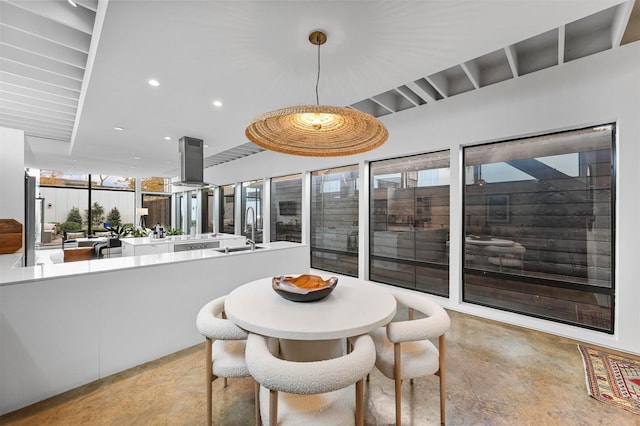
0,127 -> 25,232
205,42 -> 640,355
39,187 -> 136,225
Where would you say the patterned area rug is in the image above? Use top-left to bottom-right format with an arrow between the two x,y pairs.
578,345 -> 640,415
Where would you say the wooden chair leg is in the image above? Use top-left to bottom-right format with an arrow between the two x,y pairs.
269,389 -> 278,426
254,381 -> 261,426
223,377 -> 228,388
394,342 -> 402,426
205,338 -> 213,426
356,378 -> 364,426
439,334 -> 446,425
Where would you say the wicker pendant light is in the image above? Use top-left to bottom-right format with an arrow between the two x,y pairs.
245,31 -> 388,157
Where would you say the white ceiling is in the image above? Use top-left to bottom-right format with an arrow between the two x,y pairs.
1,0 -> 637,178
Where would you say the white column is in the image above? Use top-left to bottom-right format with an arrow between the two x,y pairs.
0,127 -> 26,226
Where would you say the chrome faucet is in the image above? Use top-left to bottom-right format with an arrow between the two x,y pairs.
245,206 -> 256,251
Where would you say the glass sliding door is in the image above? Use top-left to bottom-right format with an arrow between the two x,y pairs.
463,124 -> 615,332
370,151 -> 450,296
270,174 -> 302,243
311,165 -> 359,276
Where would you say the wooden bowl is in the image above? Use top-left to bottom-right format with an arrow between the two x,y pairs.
272,274 -> 338,302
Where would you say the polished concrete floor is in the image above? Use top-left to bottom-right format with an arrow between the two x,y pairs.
1,310 -> 638,426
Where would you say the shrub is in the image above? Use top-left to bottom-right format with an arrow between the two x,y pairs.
66,207 -> 82,224
106,207 -> 122,226
59,221 -> 82,232
84,202 -> 105,228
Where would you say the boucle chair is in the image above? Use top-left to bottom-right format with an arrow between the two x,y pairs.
245,333 -> 376,426
196,296 -> 256,426
369,292 -> 451,425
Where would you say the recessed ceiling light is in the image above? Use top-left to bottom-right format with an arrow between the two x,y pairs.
113,126 -> 124,131
133,156 -> 141,160
203,144 -> 209,148
213,100 -> 223,107
148,79 -> 160,87
68,0 -> 77,7
164,136 -> 172,141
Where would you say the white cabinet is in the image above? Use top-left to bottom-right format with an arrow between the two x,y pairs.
120,234 -> 246,257
221,236 -> 247,248
121,241 -> 170,257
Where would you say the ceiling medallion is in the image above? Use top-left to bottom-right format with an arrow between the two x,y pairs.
245,30 -> 388,157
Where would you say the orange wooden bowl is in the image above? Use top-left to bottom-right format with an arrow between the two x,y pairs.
272,274 -> 338,302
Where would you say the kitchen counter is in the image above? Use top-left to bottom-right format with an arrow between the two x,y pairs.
0,241 -> 309,414
119,233 -> 243,246
119,233 -> 246,256
0,241 -> 292,286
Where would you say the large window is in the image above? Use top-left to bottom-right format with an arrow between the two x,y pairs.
241,180 -> 263,243
311,165 -> 359,276
370,151 -> 450,296
38,171 -> 135,245
271,174 -> 302,243
463,125 -> 615,332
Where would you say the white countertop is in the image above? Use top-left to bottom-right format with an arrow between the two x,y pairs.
119,233 -> 244,246
0,241 -> 302,286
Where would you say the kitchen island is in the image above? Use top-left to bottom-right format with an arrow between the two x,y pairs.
0,241 -> 308,415
120,233 -> 246,256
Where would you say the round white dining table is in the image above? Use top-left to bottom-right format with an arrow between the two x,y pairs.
224,275 -> 397,341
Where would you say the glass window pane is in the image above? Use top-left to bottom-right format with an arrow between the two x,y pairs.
219,184 -> 235,234
91,175 -> 133,190
311,165 -> 359,277
40,170 -> 88,188
141,177 -> 171,192
205,188 -> 214,233
271,174 -> 302,243
91,188 -> 135,231
463,125 -> 614,332
39,186 -> 88,245
370,151 -> 450,297
142,194 -> 171,229
241,180 -> 263,243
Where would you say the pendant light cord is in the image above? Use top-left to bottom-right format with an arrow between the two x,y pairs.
315,36 -> 321,106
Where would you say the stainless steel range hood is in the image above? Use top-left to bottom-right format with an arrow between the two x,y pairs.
174,136 -> 212,187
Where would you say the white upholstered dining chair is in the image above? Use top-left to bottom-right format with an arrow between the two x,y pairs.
196,296 -> 257,426
369,291 -> 451,425
245,333 -> 376,426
